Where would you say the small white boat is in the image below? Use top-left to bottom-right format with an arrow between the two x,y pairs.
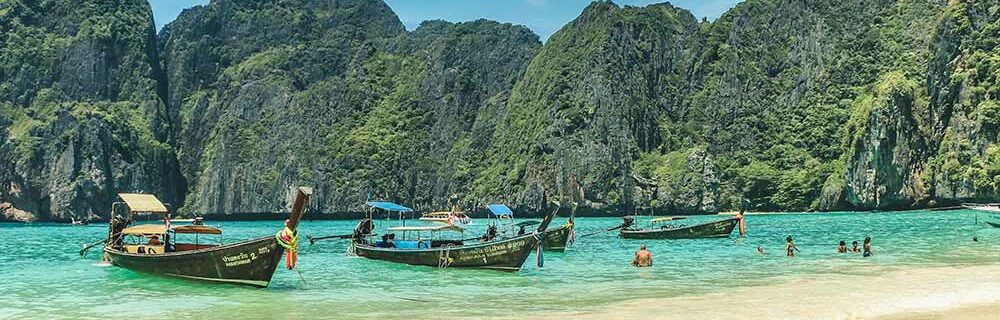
962,203 -> 1000,213
419,211 -> 473,227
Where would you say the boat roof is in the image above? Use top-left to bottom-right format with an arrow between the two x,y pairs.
487,204 -> 513,217
121,224 -> 222,235
118,193 -> 168,213
423,211 -> 467,216
651,217 -> 686,223
121,224 -> 167,235
172,225 -> 222,234
387,225 -> 464,233
516,220 -> 541,227
367,201 -> 413,212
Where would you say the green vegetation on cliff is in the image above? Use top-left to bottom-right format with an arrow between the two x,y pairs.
3,0 -> 1000,220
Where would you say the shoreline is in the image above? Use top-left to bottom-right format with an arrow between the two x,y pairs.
531,264 -> 1000,320
5,207 -> 988,224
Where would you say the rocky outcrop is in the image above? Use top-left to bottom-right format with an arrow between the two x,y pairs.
5,0 -> 1000,220
480,2 -> 706,212
841,73 -> 930,210
160,0 -> 541,214
0,0 -> 183,222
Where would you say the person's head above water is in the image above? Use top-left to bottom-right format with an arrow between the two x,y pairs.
864,236 -> 871,244
786,236 -> 793,243
839,240 -> 846,246
852,241 -> 859,246
640,244 -> 647,250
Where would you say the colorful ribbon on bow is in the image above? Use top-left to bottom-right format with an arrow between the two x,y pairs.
532,231 -> 544,268
276,226 -> 298,270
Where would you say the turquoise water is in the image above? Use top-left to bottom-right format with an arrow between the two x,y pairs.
1,210 -> 998,319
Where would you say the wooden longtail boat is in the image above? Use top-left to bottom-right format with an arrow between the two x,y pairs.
419,210 -> 473,227
986,221 -> 1000,228
620,217 -> 739,239
541,223 -> 572,251
103,187 -> 312,287
351,201 -> 556,271
489,203 -> 574,251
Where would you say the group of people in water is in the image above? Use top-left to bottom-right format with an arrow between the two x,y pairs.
631,235 -> 875,268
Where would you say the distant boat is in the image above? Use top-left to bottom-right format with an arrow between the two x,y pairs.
351,201 -> 555,271
102,187 -> 312,287
620,216 -> 739,239
987,221 -> 1000,228
70,217 -> 88,225
963,203 -> 1000,213
418,210 -> 473,227
486,203 -> 574,252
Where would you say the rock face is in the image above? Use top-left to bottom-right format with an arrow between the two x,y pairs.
479,2 -> 707,213
0,0 -> 184,221
3,0 -> 1000,220
159,0 -> 541,214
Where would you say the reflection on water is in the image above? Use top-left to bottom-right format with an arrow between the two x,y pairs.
0,210 -> 998,319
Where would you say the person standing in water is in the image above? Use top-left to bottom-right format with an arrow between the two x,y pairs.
785,236 -> 800,257
851,241 -> 862,253
863,237 -> 873,257
632,244 -> 653,267
837,240 -> 848,253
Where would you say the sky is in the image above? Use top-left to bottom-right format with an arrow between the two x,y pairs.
150,0 -> 743,41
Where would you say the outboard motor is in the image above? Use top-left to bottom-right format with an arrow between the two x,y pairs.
621,216 -> 635,230
353,218 -> 375,244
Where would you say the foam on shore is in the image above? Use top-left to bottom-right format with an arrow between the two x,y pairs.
536,264 -> 1000,320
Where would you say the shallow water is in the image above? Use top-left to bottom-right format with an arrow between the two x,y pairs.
1,210 -> 998,319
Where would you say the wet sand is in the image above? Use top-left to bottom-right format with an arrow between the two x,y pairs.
535,264 -> 1000,320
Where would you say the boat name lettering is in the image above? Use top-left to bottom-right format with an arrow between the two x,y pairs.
222,248 -> 262,267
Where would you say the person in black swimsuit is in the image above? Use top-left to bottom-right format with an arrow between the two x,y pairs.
863,237 -> 873,257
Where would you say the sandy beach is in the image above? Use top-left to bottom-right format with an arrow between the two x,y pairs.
535,264 -> 1000,320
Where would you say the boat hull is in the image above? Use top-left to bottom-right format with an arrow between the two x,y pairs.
986,221 -> 1000,228
105,236 -> 284,287
621,218 -> 739,239
353,233 -> 538,271
542,224 -> 572,251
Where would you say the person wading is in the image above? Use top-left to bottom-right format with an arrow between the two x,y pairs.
632,244 -> 652,267
785,236 -> 800,257
863,237 -> 873,257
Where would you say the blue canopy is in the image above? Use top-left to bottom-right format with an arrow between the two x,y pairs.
366,201 -> 413,212
487,204 -> 513,217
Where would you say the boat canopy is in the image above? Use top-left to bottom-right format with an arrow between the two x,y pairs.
651,217 -> 686,223
516,220 -> 540,227
118,193 -> 168,213
423,211 -> 466,217
387,225 -> 463,233
487,204 -> 513,217
122,224 -> 167,235
171,225 -> 222,235
366,201 -> 413,212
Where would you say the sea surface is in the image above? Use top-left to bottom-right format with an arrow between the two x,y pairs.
1,210 -> 999,319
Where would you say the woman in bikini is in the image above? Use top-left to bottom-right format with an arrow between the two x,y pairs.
785,236 -> 800,257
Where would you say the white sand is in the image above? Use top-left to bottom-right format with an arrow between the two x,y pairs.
531,264 -> 1000,320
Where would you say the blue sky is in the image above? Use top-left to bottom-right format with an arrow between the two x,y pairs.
150,0 -> 742,40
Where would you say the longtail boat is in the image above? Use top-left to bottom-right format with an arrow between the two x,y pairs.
102,187 -> 312,287
487,203 -> 574,251
541,224 -> 573,251
620,216 -> 739,239
987,221 -> 1000,228
351,201 -> 556,271
963,203 -> 1000,213
418,209 -> 473,228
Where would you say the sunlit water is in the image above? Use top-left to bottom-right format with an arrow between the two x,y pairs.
1,210 -> 998,319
